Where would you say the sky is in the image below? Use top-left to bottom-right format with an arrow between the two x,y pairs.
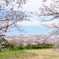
4,0 -> 59,35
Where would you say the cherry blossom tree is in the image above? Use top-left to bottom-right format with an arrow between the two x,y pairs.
0,0 -> 28,37
34,0 -> 59,49
5,34 -> 52,46
37,0 -> 59,35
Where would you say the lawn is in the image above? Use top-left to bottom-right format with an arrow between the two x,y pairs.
0,49 -> 37,59
0,49 -> 59,59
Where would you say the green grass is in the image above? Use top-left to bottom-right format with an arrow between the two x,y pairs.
0,44 -> 54,59
0,49 -> 38,59
23,48 -> 52,50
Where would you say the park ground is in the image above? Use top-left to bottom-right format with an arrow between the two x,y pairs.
26,49 -> 59,59
0,49 -> 59,59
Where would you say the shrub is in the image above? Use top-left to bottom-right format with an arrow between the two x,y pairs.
5,44 -> 53,50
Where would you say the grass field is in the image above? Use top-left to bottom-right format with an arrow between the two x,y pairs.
0,49 -> 59,59
0,49 -> 37,59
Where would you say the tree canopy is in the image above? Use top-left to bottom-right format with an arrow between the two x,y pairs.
0,0 -> 28,36
34,0 -> 59,37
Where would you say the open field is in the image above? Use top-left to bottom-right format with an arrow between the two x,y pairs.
0,50 -> 37,59
26,49 -> 59,59
0,49 -> 59,59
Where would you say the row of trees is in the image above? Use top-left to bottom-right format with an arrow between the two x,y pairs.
5,34 -> 57,46
4,34 -> 59,49
0,0 -> 59,49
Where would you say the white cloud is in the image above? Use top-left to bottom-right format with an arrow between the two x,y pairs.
22,0 -> 53,12
40,19 -> 59,25
22,0 -> 43,12
17,19 -> 59,26
17,20 -> 41,26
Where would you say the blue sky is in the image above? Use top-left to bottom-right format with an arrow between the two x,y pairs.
4,0 -> 59,35
5,18 -> 59,35
5,26 -> 52,35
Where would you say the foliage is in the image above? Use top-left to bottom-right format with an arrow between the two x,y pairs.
0,37 -> 7,44
5,44 -> 53,50
26,44 -> 53,49
35,0 -> 59,49
0,0 -> 28,36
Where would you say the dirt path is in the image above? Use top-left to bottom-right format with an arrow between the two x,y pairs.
26,49 -> 59,59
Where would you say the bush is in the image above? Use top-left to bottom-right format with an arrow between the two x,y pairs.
5,44 -> 53,50
29,44 -> 53,49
